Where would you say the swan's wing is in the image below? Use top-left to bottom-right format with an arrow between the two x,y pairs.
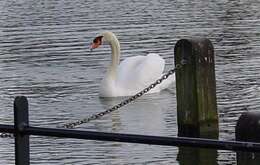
117,53 -> 165,91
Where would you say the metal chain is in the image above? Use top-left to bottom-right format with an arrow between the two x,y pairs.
0,133 -> 14,138
60,64 -> 183,129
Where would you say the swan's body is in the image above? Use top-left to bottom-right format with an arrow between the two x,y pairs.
90,32 -> 174,97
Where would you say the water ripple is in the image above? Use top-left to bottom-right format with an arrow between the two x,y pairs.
0,0 -> 260,164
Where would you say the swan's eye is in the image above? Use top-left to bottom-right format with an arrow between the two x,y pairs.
93,36 -> 103,44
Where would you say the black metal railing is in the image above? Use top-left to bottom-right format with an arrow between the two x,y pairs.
1,96 -> 260,165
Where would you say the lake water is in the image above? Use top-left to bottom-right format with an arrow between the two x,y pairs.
0,0 -> 260,164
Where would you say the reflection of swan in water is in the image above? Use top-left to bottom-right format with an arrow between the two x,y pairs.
99,97 -> 123,131
99,92 -> 175,134
90,31 -> 175,97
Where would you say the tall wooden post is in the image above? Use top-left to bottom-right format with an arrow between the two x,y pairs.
174,38 -> 219,165
174,38 -> 219,138
14,96 -> 30,165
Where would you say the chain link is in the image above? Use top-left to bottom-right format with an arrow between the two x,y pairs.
60,64 -> 183,129
0,133 -> 14,138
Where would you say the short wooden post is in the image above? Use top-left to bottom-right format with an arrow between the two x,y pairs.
14,96 -> 30,165
174,38 -> 219,138
236,112 -> 260,165
236,112 -> 260,142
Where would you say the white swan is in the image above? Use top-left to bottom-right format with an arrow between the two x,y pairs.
90,31 -> 174,97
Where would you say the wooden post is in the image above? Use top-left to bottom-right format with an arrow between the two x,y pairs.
236,112 -> 260,142
236,112 -> 260,165
14,96 -> 30,165
174,38 -> 219,138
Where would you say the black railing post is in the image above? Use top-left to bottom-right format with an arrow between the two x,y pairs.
14,96 -> 29,165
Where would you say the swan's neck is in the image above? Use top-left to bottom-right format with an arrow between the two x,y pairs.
108,37 -> 120,77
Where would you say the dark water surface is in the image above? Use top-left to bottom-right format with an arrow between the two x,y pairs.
0,0 -> 260,164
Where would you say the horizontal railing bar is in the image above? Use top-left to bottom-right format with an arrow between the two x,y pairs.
17,126 -> 260,152
0,124 -> 14,133
1,124 -> 260,152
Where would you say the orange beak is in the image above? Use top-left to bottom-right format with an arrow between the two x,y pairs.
90,36 -> 103,51
90,42 -> 101,50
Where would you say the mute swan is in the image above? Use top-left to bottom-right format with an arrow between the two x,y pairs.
90,32 -> 174,97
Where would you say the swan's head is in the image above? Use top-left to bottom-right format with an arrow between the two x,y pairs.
90,32 -> 118,51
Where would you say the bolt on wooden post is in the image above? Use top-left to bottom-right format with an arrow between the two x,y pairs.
174,38 -> 219,138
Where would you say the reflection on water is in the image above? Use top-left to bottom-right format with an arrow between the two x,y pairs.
0,0 -> 260,164
177,147 -> 218,165
237,152 -> 260,165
